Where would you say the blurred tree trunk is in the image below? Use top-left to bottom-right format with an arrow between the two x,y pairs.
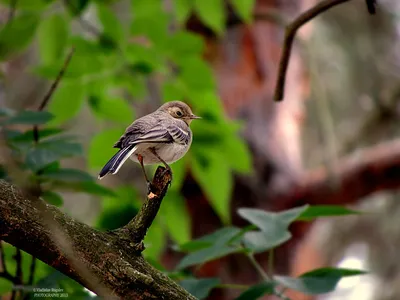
162,1 -> 311,299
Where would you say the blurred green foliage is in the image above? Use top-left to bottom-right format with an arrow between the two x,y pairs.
0,0 -> 365,299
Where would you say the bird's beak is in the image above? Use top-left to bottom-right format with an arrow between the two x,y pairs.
189,114 -> 201,120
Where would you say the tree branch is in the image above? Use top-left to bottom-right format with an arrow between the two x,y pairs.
115,167 -> 172,245
274,0 -> 352,101
0,172 -> 193,299
365,0 -> 377,14
275,139 -> 400,208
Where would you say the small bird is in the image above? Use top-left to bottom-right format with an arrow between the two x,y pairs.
98,101 -> 200,183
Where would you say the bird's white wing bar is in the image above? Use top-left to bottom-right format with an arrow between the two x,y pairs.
167,125 -> 191,145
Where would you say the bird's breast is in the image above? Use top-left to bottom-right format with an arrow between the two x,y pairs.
129,142 -> 191,165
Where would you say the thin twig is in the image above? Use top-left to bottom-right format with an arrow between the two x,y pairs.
274,0 -> 352,101
15,248 -> 23,284
32,48 -> 75,143
246,252 -> 271,281
38,48 -> 75,111
268,249 -> 274,277
11,248 -> 23,300
28,256 -> 36,285
365,0 -> 377,14
246,252 -> 290,300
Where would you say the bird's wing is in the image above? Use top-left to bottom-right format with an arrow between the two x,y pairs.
130,124 -> 172,144
130,123 -> 191,145
113,115 -> 190,148
114,117 -> 173,148
166,124 -> 191,145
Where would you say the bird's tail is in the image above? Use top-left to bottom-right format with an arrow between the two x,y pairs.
98,144 -> 137,179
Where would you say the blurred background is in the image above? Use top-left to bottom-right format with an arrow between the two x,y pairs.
1,0 -> 400,299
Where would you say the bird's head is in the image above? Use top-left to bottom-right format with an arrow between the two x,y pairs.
158,101 -> 201,125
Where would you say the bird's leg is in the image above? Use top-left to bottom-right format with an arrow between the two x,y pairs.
137,154 -> 151,192
149,148 -> 172,180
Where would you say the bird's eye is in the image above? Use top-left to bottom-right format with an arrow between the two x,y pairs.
176,110 -> 183,117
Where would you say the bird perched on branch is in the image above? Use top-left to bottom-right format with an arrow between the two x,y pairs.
98,101 -> 200,184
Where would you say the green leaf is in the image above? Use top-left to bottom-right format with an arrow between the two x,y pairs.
176,228 -> 245,269
96,204 -> 138,230
70,181 -> 116,197
131,0 -> 163,17
37,14 -> 69,65
180,278 -> 220,299
177,56 -> 215,92
167,31 -> 204,59
189,91 -> 225,117
25,139 -> 82,171
34,39 -> 112,79
238,206 -> 308,252
230,0 -> 255,22
5,111 -> 53,125
169,156 -> 186,191
235,282 -> 274,300
178,227 -> 242,252
89,96 -> 134,124
223,134 -> 252,173
173,0 -> 192,24
40,168 -> 94,183
161,191 -> 191,245
42,190 -> 63,206
238,206 -> 309,232
124,44 -> 161,74
0,107 -> 15,117
130,1 -> 169,47
177,245 -> 239,270
194,0 -> 225,35
274,268 -> 367,295
297,205 -> 362,221
278,206 -> 311,224
197,227 -> 242,246
96,3 -> 124,43
0,13 -> 39,59
192,149 -> 233,224
243,230 -> 291,253
88,129 -> 122,169
0,278 -> 12,295
47,82 -> 85,125
96,186 -> 138,230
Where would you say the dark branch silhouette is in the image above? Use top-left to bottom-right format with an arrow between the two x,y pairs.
274,0 -> 353,101
33,48 -> 75,143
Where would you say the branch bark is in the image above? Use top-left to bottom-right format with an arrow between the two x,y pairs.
0,167 -> 194,300
275,139 -> 400,208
